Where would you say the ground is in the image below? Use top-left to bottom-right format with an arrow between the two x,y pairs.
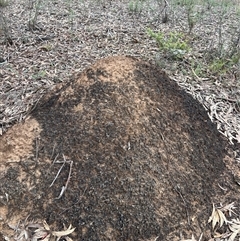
0,56 -> 239,241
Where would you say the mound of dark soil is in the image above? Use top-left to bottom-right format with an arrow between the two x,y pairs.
0,56 -> 238,241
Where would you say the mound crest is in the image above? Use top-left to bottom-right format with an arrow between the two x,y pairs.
0,56 -> 237,240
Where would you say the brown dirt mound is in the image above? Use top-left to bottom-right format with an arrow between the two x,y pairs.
0,56 -> 238,241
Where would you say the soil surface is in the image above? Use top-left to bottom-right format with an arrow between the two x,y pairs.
0,56 -> 239,241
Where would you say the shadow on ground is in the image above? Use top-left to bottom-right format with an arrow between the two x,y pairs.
0,56 -> 238,241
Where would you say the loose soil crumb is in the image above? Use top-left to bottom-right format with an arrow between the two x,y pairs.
0,56 -> 239,241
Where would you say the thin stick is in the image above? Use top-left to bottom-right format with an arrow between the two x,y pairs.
35,137 -> 39,162
49,154 -> 66,187
53,153 -> 59,164
51,143 -> 57,160
46,153 -> 59,176
198,233 -> 203,241
174,185 -> 191,225
64,160 -> 73,192
55,186 -> 66,199
55,155 -> 73,199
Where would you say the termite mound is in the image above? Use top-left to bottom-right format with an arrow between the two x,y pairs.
0,56 -> 238,241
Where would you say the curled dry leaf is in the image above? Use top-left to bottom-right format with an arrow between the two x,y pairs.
32,233 -> 51,241
52,224 -> 76,237
228,219 -> 240,241
10,217 -> 75,241
235,131 -> 240,143
42,220 -> 51,231
221,202 -> 237,217
228,231 -> 239,241
208,203 -> 228,229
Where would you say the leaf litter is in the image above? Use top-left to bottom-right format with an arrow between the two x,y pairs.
8,216 -> 75,241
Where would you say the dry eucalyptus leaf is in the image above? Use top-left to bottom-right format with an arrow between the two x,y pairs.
229,219 -> 240,233
42,220 -> 51,231
208,203 -> 228,229
217,209 -> 227,228
52,224 -> 76,237
228,231 -> 239,241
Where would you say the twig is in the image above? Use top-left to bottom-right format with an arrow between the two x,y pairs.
53,153 -> 59,164
49,154 -> 74,199
55,160 -> 73,199
55,186 -> 66,200
50,143 -> 57,160
35,137 -> 39,162
174,185 -> 191,225
64,158 -> 73,192
162,0 -> 169,23
46,153 -> 59,176
49,154 -> 66,187
198,233 -> 203,241
191,67 -> 200,81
